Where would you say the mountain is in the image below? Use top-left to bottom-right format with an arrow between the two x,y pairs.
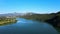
0,13 -> 25,17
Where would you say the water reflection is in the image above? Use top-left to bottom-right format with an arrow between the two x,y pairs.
0,18 -> 58,34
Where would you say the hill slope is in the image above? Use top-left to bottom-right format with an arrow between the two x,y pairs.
21,11 -> 60,27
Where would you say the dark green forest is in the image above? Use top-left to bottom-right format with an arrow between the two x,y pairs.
21,11 -> 60,32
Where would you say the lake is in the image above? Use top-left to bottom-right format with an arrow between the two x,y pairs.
0,18 -> 58,34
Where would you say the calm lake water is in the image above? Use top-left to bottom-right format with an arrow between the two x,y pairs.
0,18 -> 58,34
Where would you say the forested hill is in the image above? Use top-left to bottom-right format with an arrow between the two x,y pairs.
21,11 -> 60,27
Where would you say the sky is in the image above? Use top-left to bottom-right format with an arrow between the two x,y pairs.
0,0 -> 60,14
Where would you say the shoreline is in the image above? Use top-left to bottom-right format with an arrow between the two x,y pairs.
0,18 -> 17,26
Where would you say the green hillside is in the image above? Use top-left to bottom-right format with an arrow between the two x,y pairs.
21,11 -> 60,32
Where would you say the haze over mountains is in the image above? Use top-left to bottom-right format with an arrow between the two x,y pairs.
0,12 -> 34,17
0,11 -> 59,17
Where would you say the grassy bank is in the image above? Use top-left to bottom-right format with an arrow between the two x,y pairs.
0,17 -> 17,26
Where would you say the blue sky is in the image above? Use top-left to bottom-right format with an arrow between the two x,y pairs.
0,0 -> 60,14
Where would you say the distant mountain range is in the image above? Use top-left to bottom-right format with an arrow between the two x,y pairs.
0,12 -> 34,17
0,13 -> 21,17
